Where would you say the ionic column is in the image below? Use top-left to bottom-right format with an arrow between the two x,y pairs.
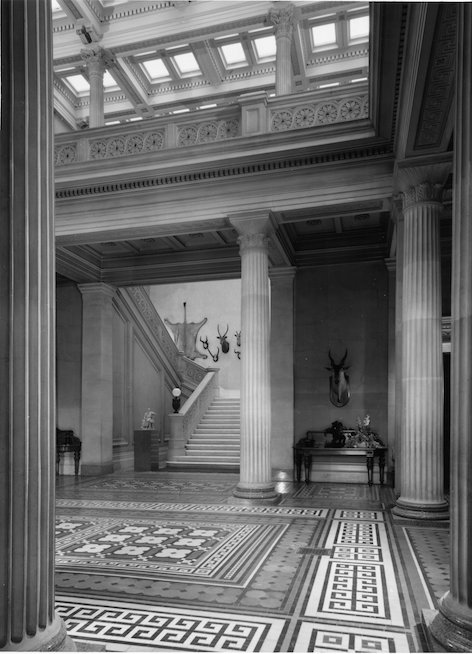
392,179 -> 448,520
78,283 -> 116,476
268,4 -> 295,96
80,46 -> 107,127
270,267 -> 296,476
230,213 -> 279,503
429,4 -> 472,650
0,0 -> 73,650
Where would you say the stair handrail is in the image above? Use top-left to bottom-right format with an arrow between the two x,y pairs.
168,369 -> 220,460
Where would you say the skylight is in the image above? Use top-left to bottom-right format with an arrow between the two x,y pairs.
312,22 -> 337,47
141,58 -> 170,82
349,15 -> 369,40
103,71 -> 117,89
220,42 -> 247,67
172,52 -> 200,76
65,74 -> 90,94
253,35 -> 276,61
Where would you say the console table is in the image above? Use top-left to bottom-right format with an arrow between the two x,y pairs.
293,444 -> 387,486
56,429 -> 81,476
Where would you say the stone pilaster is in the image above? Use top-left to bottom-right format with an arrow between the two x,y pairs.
78,283 -> 116,476
270,267 -> 296,476
392,181 -> 448,520
80,46 -> 110,127
230,213 -> 279,503
428,4 -> 472,650
268,4 -> 295,96
0,0 -> 73,650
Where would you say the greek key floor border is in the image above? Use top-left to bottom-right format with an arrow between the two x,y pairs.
55,595 -> 286,652
56,498 -> 328,518
302,509 -> 407,627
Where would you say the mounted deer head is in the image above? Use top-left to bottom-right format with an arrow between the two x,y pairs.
325,349 -> 351,407
217,324 -> 230,353
200,336 -> 219,362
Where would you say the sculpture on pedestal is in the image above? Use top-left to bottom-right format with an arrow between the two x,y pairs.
141,408 -> 155,429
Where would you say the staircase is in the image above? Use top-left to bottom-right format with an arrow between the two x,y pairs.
169,397 -> 240,471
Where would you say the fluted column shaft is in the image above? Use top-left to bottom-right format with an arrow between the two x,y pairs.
78,283 -> 116,476
230,215 -> 278,503
81,47 -> 106,127
269,5 -> 295,96
393,183 -> 448,519
430,4 -> 472,650
270,267 -> 296,474
0,0 -> 72,650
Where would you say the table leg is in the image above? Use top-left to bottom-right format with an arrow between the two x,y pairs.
303,454 -> 312,483
295,453 -> 302,482
74,450 -> 80,476
366,451 -> 374,486
378,451 -> 386,485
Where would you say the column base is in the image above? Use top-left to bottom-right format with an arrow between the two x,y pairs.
5,615 -> 76,651
426,593 -> 472,652
231,485 -> 281,505
391,497 -> 449,520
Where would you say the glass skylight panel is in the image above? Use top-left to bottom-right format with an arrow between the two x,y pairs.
220,42 -> 247,67
172,52 -> 200,76
312,22 -> 337,47
65,74 -> 90,94
253,35 -> 276,61
103,71 -> 117,89
142,58 -> 169,82
349,15 -> 369,40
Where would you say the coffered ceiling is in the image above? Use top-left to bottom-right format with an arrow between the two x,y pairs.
53,1 -> 455,287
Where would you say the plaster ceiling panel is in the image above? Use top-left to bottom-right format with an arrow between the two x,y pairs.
176,232 -> 223,248
132,237 -> 177,253
87,241 -> 135,255
291,218 -> 337,236
341,212 -> 380,231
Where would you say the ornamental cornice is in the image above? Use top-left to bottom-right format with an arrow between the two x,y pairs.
53,78 -> 76,105
55,144 -> 394,198
223,65 -> 276,83
150,78 -> 212,96
106,2 -> 173,21
307,47 -> 368,67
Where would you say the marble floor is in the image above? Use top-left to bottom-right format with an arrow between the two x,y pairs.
55,472 -> 449,653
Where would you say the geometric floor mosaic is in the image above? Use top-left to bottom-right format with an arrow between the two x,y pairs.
54,472 -> 449,652
56,515 -> 288,586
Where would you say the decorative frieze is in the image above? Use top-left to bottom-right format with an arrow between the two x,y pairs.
270,96 -> 368,131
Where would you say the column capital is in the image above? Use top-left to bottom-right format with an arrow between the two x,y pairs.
229,211 -> 276,237
268,4 -> 296,38
80,46 -> 114,74
401,181 -> 445,212
78,282 -> 116,299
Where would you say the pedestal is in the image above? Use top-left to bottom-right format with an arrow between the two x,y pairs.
134,430 -> 166,471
